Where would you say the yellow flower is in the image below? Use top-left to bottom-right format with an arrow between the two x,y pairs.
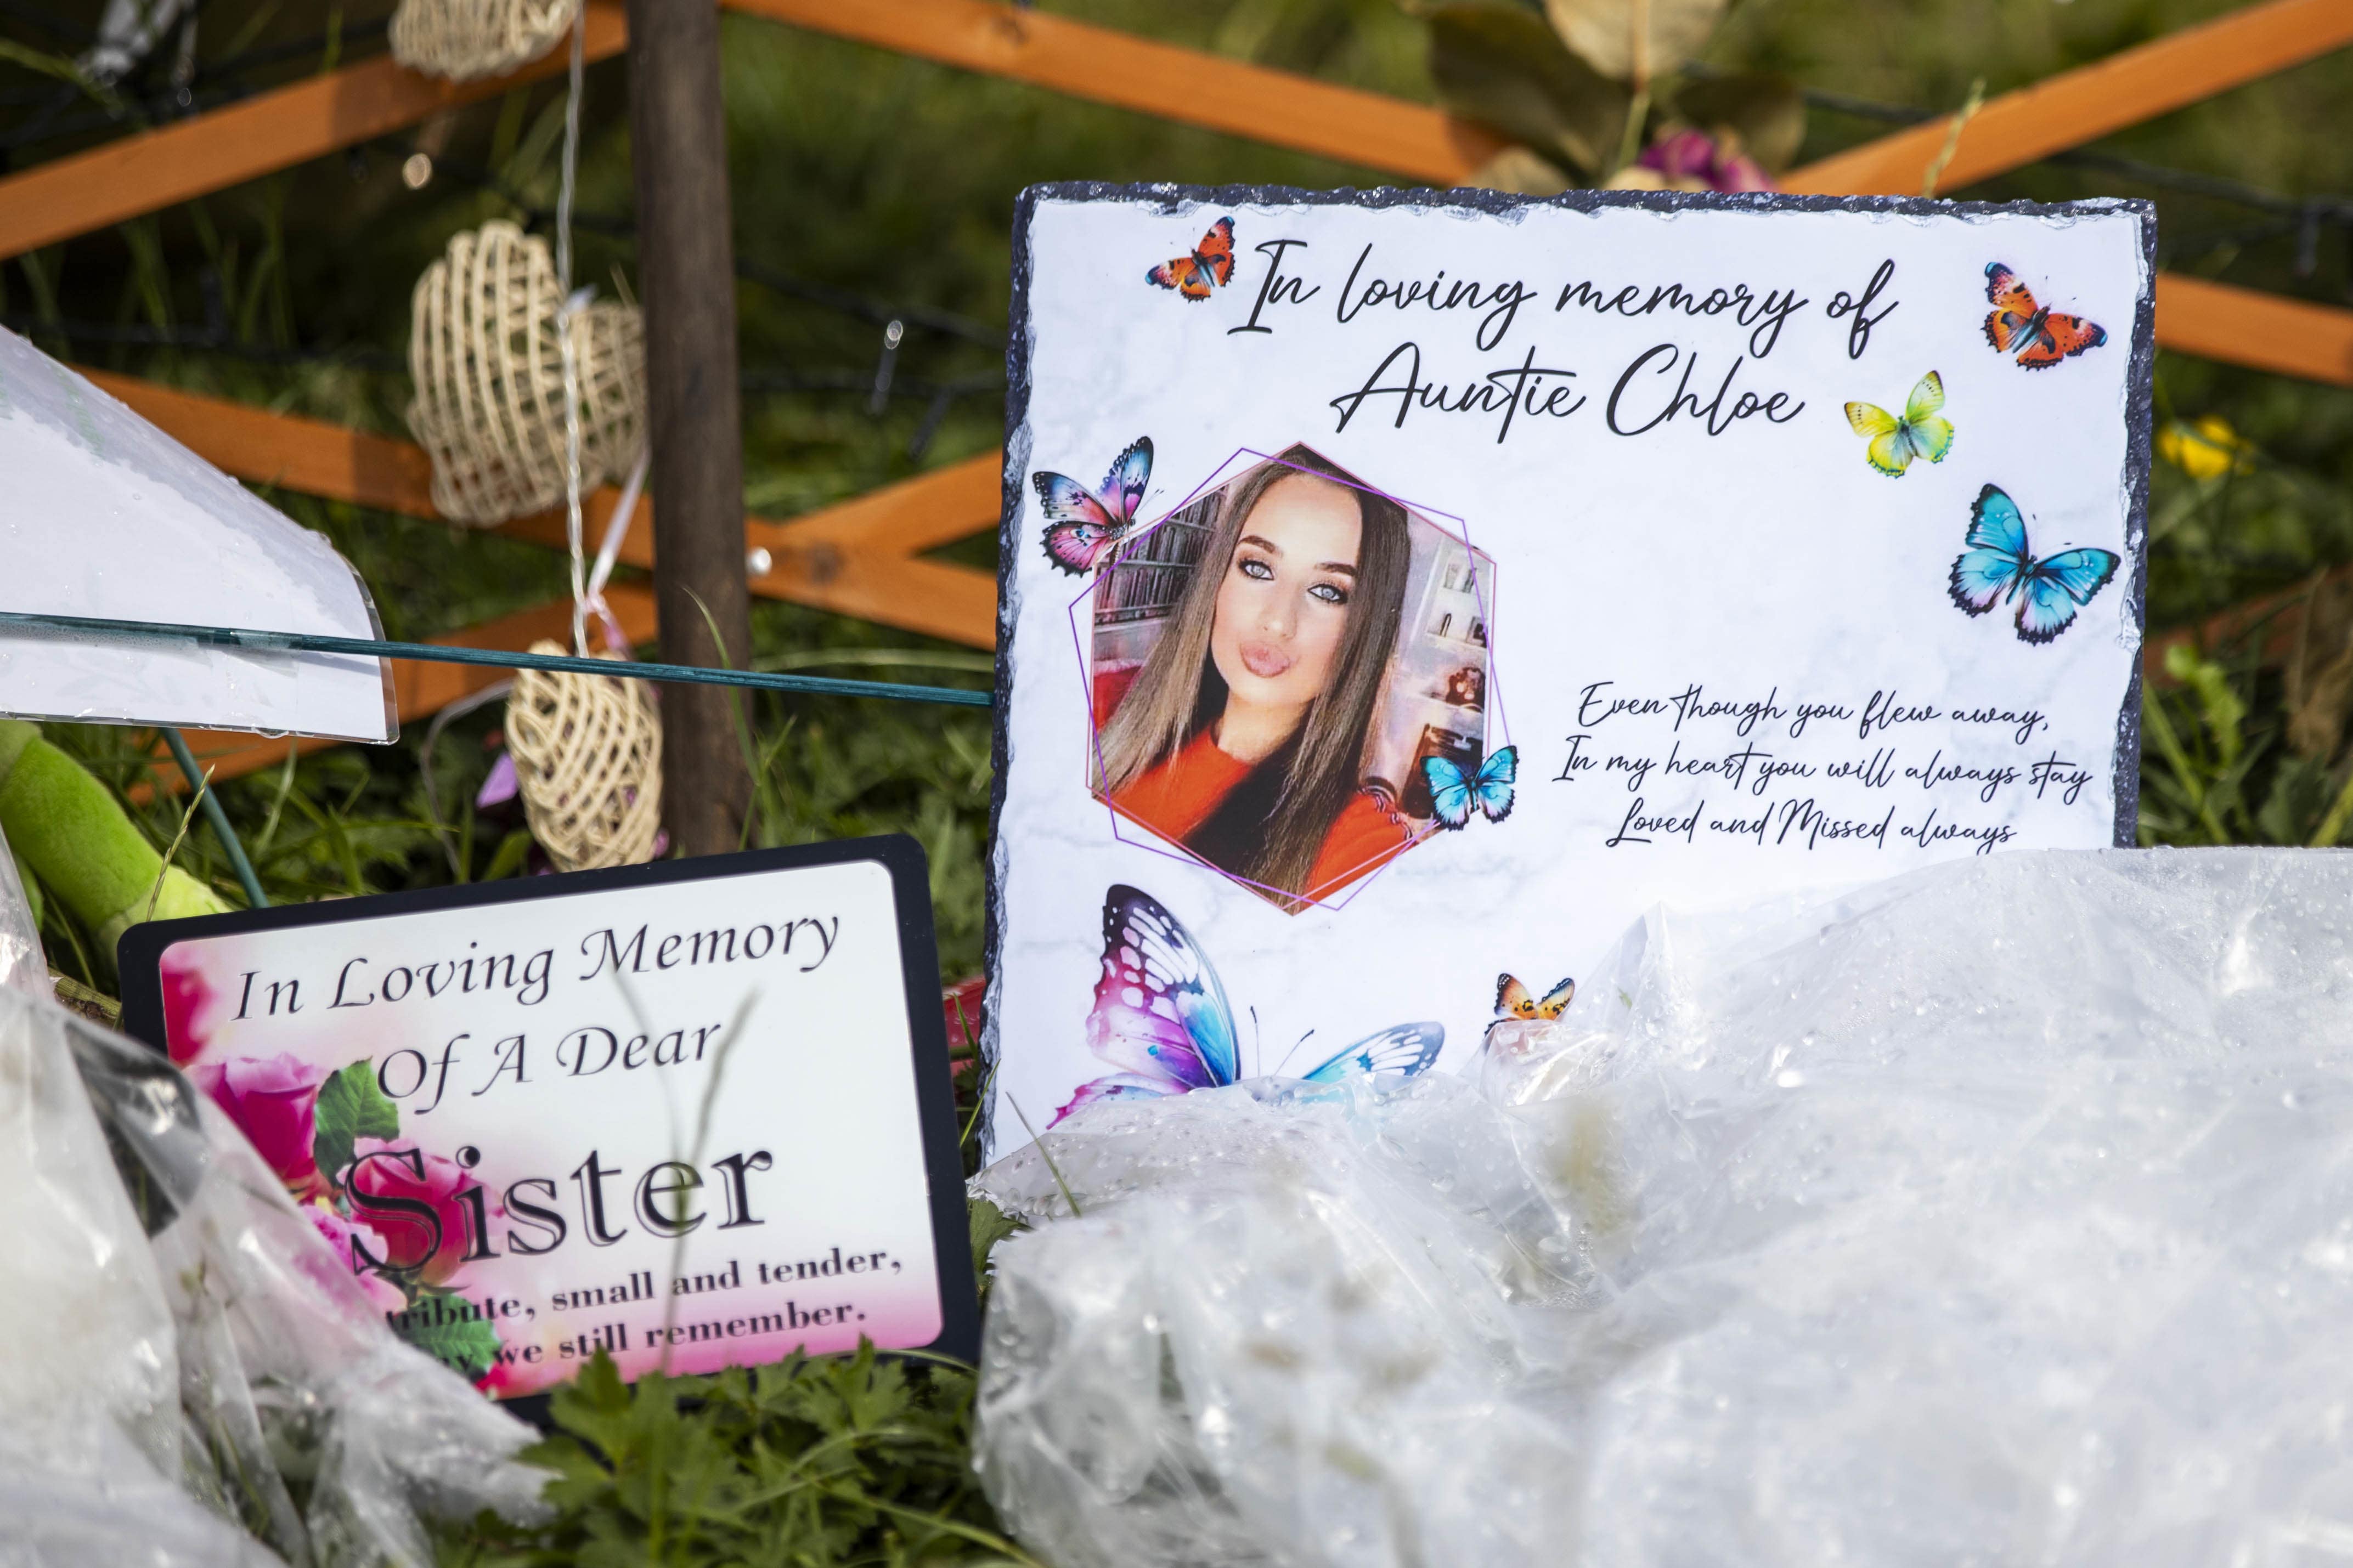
2157,415 -> 2253,480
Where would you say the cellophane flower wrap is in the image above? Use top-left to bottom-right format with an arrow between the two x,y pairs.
974,848 -> 2353,1568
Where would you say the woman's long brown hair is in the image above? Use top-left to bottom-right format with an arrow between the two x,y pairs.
1094,445 -> 1409,901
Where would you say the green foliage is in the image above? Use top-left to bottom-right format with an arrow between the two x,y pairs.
433,1171 -> 1025,1564
2140,406 -> 2353,637
312,1059 -> 402,1189
967,1199 -> 1023,1306
18,722 -> 440,990
1426,4 -> 1630,177
442,1343 -> 1033,1568
400,1297 -> 508,1385
1421,0 -> 1802,182
2142,633 -> 2353,850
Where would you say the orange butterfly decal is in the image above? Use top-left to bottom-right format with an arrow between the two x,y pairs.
1983,263 -> 2107,369
1146,216 -> 1237,301
1495,973 -> 1576,1020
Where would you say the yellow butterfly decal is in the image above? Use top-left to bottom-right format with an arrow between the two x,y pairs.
1494,972 -> 1576,1020
1844,370 -> 1955,478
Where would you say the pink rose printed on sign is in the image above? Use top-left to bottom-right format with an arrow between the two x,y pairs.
346,1137 -> 498,1288
194,1054 -> 330,1201
182,1040 -> 517,1387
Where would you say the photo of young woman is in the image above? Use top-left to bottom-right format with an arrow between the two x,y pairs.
1090,445 -> 1417,909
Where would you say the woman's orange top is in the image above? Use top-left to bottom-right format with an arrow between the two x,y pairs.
1094,670 -> 1414,902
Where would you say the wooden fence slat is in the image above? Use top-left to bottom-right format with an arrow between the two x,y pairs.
0,3 -> 628,264
1784,0 -> 2353,197
86,372 -> 1002,648
774,455 -> 1007,558
48,0 -> 2345,801
2152,273 -> 2353,386
492,472 -> 1003,646
5,0 -> 2351,387
2164,280 -> 2348,386
760,551 -> 1001,650
719,0 -> 1502,182
746,0 -> 2353,387
83,370 -> 439,514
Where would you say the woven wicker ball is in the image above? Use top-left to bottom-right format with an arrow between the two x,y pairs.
506,641 -> 663,871
390,0 -> 577,82
407,220 -> 646,527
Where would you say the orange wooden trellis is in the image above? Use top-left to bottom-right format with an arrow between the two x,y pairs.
86,371 -> 1001,652
8,0 -> 2350,381
5,0 -> 2348,784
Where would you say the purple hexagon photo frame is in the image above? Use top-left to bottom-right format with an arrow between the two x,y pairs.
1061,441 -> 1509,914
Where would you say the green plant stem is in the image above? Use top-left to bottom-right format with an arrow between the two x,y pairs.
2138,692 -> 2206,831
1613,0 -> 1652,177
2313,768 -> 2353,847
1613,84 -> 1651,179
162,728 -> 268,909
0,38 -> 126,116
253,740 -> 299,856
1920,77 -> 1986,198
1004,1093 -> 1082,1218
144,772 -> 211,924
810,1483 -> 1048,1565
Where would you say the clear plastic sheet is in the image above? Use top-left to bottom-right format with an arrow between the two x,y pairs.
154,1096 -> 553,1567
0,851 -> 549,1567
0,819 -> 44,998
0,944 -> 276,1567
0,324 -> 394,740
973,847 -> 2353,1568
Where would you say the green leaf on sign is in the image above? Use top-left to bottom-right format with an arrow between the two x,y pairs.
394,1295 -> 503,1383
312,1060 -> 399,1188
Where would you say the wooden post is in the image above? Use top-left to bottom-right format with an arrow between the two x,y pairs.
627,0 -> 753,855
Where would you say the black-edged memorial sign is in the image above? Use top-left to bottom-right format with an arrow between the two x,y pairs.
985,185 -> 2155,1156
119,835 -> 977,1399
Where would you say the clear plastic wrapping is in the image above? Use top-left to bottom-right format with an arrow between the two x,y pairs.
0,870 -> 550,1567
154,1095 -> 552,1566
974,847 -> 2353,1567
0,954 -> 280,1566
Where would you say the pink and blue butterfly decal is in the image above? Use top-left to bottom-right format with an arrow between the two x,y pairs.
1423,745 -> 1517,830
1948,483 -> 2119,644
1296,1022 -> 1448,1083
1034,436 -> 1153,575
1056,884 -> 1443,1123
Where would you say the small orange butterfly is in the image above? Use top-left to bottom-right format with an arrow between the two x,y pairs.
1146,216 -> 1237,301
1983,263 -> 2107,369
1494,973 -> 1576,1020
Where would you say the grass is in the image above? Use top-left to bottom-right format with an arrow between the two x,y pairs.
437,1340 -> 1037,1568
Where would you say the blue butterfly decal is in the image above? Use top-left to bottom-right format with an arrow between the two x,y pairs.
1423,745 -> 1517,830
1056,884 -> 1443,1123
1947,484 -> 2120,644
